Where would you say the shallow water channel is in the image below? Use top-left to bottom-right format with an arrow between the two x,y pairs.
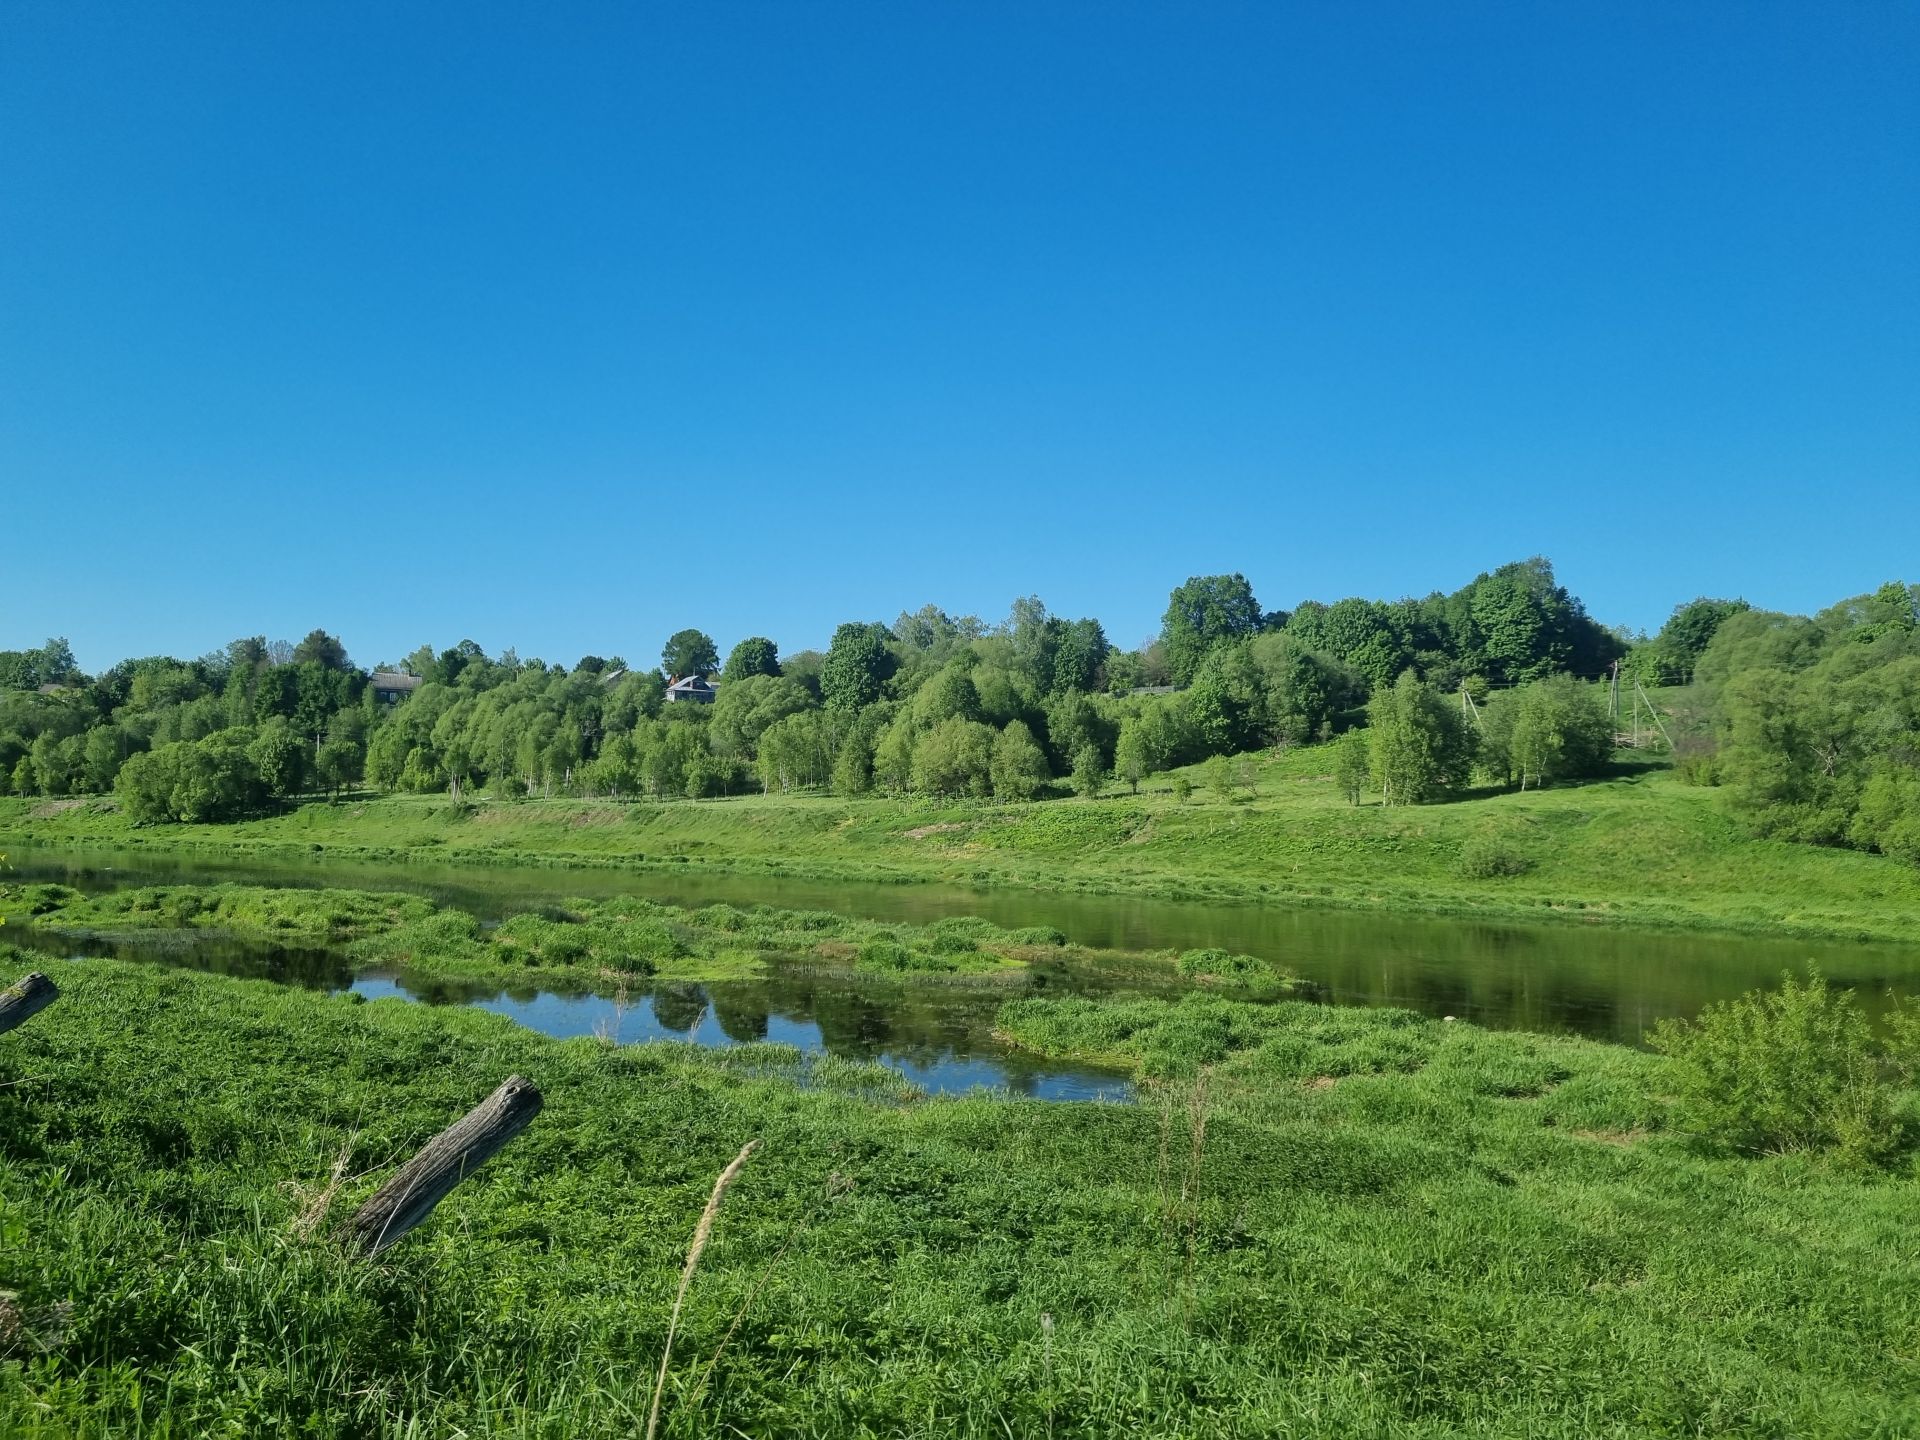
8,842 -> 1920,1093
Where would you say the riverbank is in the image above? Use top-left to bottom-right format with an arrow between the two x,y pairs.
6,749 -> 1920,944
1,881 -> 1293,999
2,953 -> 1914,1436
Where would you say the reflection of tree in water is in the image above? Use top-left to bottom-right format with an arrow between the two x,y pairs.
710,986 -> 768,1042
650,981 -> 710,1034
392,970 -> 502,1006
733,971 -> 1010,1065
15,927 -> 354,991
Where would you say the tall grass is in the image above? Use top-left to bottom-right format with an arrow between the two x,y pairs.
648,1140 -> 757,1440
3,950 -> 1917,1435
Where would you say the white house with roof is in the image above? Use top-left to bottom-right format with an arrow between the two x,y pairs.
665,674 -> 717,704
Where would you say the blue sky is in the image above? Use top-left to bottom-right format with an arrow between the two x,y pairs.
3,3 -> 1915,673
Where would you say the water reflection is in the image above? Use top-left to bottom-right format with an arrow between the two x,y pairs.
352,969 -> 1132,1101
10,840 -> 1920,1042
8,924 -> 1132,1102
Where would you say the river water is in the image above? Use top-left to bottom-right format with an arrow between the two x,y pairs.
7,841 -> 1918,1094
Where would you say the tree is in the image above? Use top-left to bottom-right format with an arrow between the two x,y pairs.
1070,743 -> 1106,798
0,637 -> 80,691
114,733 -> 259,824
912,661 -> 984,727
81,726 -> 131,793
1288,598 -> 1408,690
661,629 -> 719,679
709,674 -> 813,759
1005,596 -> 1060,695
821,623 -> 897,711
990,721 -> 1049,801
722,636 -> 781,682
1367,671 -> 1473,804
1205,754 -> 1232,801
248,718 -> 307,800
292,630 -> 350,670
315,736 -> 360,800
1161,575 -> 1262,686
873,715 -> 917,793
1113,721 -> 1148,794
831,733 -> 872,796
911,718 -> 995,798
1334,729 -> 1369,805
1184,644 -> 1264,756
1504,676 -> 1613,789
1646,598 -> 1751,682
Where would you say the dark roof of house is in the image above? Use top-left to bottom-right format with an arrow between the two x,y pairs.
370,671 -> 424,693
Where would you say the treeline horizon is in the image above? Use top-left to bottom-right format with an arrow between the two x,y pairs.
3,560 -> 1915,867
6,554 -> 1773,697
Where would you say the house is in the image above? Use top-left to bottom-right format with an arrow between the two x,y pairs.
370,671 -> 424,704
665,674 -> 717,704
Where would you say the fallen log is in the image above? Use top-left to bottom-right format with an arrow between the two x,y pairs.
0,973 -> 58,1037
343,1075 -> 543,1256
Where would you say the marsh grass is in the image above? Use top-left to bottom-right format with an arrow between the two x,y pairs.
4,951 -> 1919,1436
7,882 -> 1250,998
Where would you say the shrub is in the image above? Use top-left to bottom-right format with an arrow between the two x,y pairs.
1646,970 -> 1909,1167
1175,948 -> 1277,984
855,939 -> 948,973
1006,925 -> 1067,947
1457,835 -> 1535,880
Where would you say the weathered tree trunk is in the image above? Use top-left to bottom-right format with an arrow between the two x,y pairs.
0,973 -> 59,1037
343,1075 -> 543,1256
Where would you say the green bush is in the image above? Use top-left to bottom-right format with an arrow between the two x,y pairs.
1175,947 -> 1276,984
1006,925 -> 1068,947
1647,970 -> 1912,1167
1457,835 -> 1535,880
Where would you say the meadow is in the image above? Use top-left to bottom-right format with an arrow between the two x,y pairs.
7,746 -> 1920,944
2,953 -> 1916,1437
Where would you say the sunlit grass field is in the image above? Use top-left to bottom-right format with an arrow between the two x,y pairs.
3,953 -> 1916,1437
6,744 -> 1919,941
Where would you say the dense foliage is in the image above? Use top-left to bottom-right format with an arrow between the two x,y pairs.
4,568 -> 1913,868
1669,582 -> 1920,863
1648,970 -> 1920,1168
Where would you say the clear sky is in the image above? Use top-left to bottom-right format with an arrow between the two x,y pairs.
3,2 -> 1915,673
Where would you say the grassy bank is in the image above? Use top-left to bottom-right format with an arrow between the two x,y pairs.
1,882 -> 1293,997
6,747 -> 1919,943
2,954 -> 1915,1436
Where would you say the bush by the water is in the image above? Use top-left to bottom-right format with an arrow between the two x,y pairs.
1173,947 -> 1281,985
1647,969 -> 1919,1168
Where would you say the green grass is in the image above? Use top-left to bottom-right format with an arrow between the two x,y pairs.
2,882 -> 1282,996
3,953 -> 1916,1436
6,746 -> 1919,942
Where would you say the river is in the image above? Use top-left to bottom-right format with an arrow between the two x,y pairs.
7,841 -> 1918,1092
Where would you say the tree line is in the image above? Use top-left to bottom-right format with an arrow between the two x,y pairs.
2,565 -> 1912,864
